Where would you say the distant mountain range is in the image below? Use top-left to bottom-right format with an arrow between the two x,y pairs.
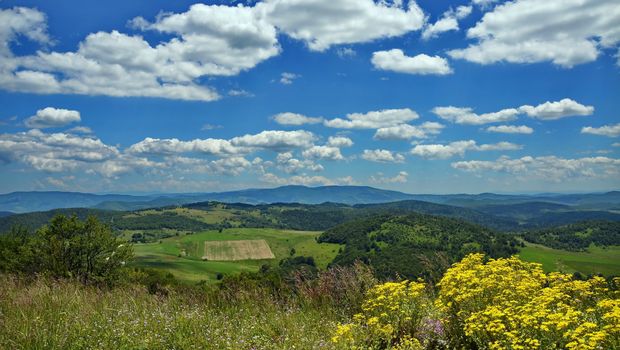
1,185 -> 619,214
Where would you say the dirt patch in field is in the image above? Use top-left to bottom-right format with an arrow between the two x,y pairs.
202,240 -> 275,261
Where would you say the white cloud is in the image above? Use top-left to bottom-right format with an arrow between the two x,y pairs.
280,72 -> 300,85
452,155 -> 620,181
374,122 -> 444,140
336,47 -> 356,58
371,50 -> 453,75
370,171 -> 408,184
0,7 -> 50,56
434,98 -> 593,125
302,145 -> 344,161
327,136 -> 353,147
127,137 -> 244,156
129,130 -> 315,156
276,152 -> 323,174
411,140 -> 522,159
519,98 -> 594,120
613,143 -> 620,147
0,4 -> 283,101
486,125 -> 534,134
261,172 -> 337,186
432,106 -> 519,125
231,130 -> 315,150
448,0 -> 620,67
228,89 -> 253,97
260,0 -> 425,51
0,129 -> 154,176
581,123 -> 620,137
421,5 -> 472,40
324,108 -> 419,129
24,107 -> 81,129
362,149 -> 405,163
272,112 -> 323,125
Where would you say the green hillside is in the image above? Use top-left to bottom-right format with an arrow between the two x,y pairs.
131,228 -> 341,283
318,213 -> 520,281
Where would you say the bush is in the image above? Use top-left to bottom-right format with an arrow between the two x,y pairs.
331,280 -> 428,349
437,253 -> 620,350
0,215 -> 133,286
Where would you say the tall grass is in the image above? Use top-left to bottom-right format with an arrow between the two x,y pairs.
0,264 -> 376,350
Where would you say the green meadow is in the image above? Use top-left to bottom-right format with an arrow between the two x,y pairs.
131,228 -> 341,282
518,243 -> 620,276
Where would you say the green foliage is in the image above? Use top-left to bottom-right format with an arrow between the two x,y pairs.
320,213 -> 519,281
522,220 -> 620,251
0,215 -> 133,286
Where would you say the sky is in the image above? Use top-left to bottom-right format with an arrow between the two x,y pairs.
0,0 -> 619,195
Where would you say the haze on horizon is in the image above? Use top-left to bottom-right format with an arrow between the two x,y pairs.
1,0 -> 619,195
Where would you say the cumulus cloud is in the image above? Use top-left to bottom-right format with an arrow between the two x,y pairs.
519,98 -> 594,120
0,128 -> 160,177
279,72 -> 300,85
448,0 -> 620,67
486,125 -> 534,134
261,0 -> 425,51
452,155 -> 620,181
421,5 -> 472,40
276,152 -> 323,174
24,107 -> 81,129
272,112 -> 323,126
434,98 -> 593,125
327,136 -> 353,148
374,122 -> 444,140
371,50 -> 452,75
324,108 -> 419,129
361,149 -> 405,163
410,140 -> 521,159
0,4 -> 283,101
581,123 -> 620,137
129,130 -> 315,156
432,106 -> 519,125
370,171 -> 408,184
261,172 -> 339,186
0,7 -> 50,56
302,145 -> 344,161
231,130 -> 315,150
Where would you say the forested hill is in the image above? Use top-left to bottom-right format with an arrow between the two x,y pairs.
522,221 -> 620,251
2,186 -> 619,214
3,197 -> 620,235
318,213 -> 520,281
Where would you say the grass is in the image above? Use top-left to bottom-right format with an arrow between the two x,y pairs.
202,239 -> 275,261
518,243 -> 620,276
131,228 -> 341,283
0,275 -> 343,350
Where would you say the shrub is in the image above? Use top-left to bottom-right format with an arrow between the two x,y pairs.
331,280 -> 428,349
437,253 -> 620,350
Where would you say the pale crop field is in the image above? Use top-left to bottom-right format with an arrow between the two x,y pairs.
203,239 -> 275,261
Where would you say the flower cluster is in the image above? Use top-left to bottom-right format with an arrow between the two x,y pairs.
437,253 -> 620,350
332,280 -> 428,349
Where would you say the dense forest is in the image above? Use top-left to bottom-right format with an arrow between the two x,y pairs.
522,220 -> 620,250
318,213 -> 520,281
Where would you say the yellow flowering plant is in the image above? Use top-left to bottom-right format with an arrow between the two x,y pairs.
437,253 -> 620,350
332,280 -> 428,349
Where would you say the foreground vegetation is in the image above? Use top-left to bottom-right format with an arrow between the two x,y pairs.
1,253 -> 618,349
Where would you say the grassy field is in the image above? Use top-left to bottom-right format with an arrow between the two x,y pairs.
518,243 -> 620,276
202,239 -> 275,261
131,228 -> 341,283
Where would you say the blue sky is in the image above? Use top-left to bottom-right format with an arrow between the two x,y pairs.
0,0 -> 619,194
